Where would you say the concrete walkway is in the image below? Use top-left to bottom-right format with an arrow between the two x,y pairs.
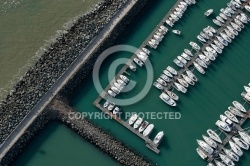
0,0 -> 137,160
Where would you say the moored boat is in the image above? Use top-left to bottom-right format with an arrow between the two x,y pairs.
229,141 -> 243,156
167,66 -> 178,75
207,129 -> 222,143
186,70 -> 198,82
196,148 -> 207,160
202,135 -> 217,148
238,131 -> 250,145
160,92 -> 177,106
128,114 -> 138,125
143,124 -> 154,137
228,106 -> 244,117
165,90 -> 179,101
232,137 -> 249,150
133,117 -> 143,129
153,131 -> 164,144
174,82 -> 187,93
215,120 -> 231,132
232,101 -> 246,112
219,153 -> 235,166
193,62 -> 205,74
197,139 -> 214,154
139,121 -> 149,133
224,110 -> 239,123
223,148 -> 239,162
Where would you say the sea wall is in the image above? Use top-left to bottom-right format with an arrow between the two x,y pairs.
0,0 -> 128,144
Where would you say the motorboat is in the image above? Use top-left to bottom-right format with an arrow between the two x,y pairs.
232,101 -> 246,112
206,46 -> 217,57
236,15 -> 247,24
133,57 -> 144,67
165,90 -> 179,101
203,28 -> 213,37
215,120 -> 231,132
153,82 -> 163,90
108,90 -> 116,97
198,54 -> 210,65
216,36 -> 228,46
182,74 -> 195,85
232,137 -> 249,150
223,148 -> 239,162
211,44 -> 222,54
205,9 -> 213,16
189,41 -> 200,51
230,22 -> 241,32
203,135 -> 217,148
174,82 -> 187,93
241,92 -> 250,102
216,16 -> 225,23
203,51 -> 216,61
120,75 -> 129,83
200,31 -> 210,39
143,124 -> 154,137
193,62 -> 205,74
103,100 -> 110,108
184,49 -> 193,56
234,0 -> 242,5
244,86 -> 250,93
181,53 -> 191,61
111,86 -> 120,94
197,140 -> 214,154
158,28 -> 167,35
160,92 -> 177,106
234,19 -> 244,29
196,58 -> 208,68
133,117 -> 143,129
219,153 -> 235,166
116,79 -> 126,87
219,13 -> 228,20
148,41 -> 157,49
167,66 -> 178,75
197,35 -> 207,43
214,160 -> 226,166
207,26 -> 216,33
221,8 -> 231,17
160,74 -> 171,82
174,58 -> 184,68
207,129 -> 222,143
228,106 -> 244,117
186,70 -> 198,82
163,69 -> 173,78
214,40 -> 224,49
173,30 -> 181,35
226,7 -> 235,14
177,78 -> 189,88
160,25 -> 168,33
113,107 -> 121,115
229,141 -> 243,156
220,114 -> 233,127
128,62 -> 136,71
224,111 -> 239,123
238,131 -> 250,145
142,47 -> 150,55
213,19 -> 222,26
107,102 -> 115,111
153,131 -> 164,145
180,1 -> 188,6
128,114 -> 138,125
114,82 -> 124,91
153,34 -> 163,42
177,56 -> 187,64
157,78 -> 167,86
245,5 -> 250,12
138,121 -> 149,133
240,13 -> 248,23
227,26 -> 238,36
224,29 -> 235,39
196,148 -> 207,160
220,32 -> 232,43
170,13 -> 179,21
174,11 -> 182,18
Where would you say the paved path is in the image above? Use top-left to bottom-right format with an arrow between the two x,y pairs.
0,0 -> 137,160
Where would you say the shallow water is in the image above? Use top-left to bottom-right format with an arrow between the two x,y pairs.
14,0 -> 250,165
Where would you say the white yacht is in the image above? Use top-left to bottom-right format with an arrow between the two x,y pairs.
227,26 -> 238,36
153,131 -> 164,145
196,58 -> 208,68
197,140 -> 214,154
157,78 -> 167,86
103,100 -> 110,108
133,57 -> 144,67
220,115 -> 233,127
128,62 -> 136,71
200,31 -> 209,39
173,58 -> 184,68
113,107 -> 121,115
203,51 -> 216,61
148,41 -> 157,49
213,19 -> 222,26
224,111 -> 239,123
177,78 -> 189,88
198,54 -> 210,65
232,137 -> 249,150
211,44 -> 222,54
177,56 -> 187,64
214,40 -> 224,49
174,82 -> 187,93
114,82 -> 124,91
182,74 -> 195,85
224,29 -> 235,39
219,13 -> 228,20
244,5 -> 250,12
223,148 -> 239,162
202,135 -> 217,148
214,159 -> 226,166
160,25 -> 168,33
158,28 -> 167,35
228,106 -> 244,117
232,101 -> 246,112
238,131 -> 250,145
230,22 -> 241,31
241,92 -> 250,102
133,117 -> 143,129
184,49 -> 193,57
216,16 -> 225,23
160,92 -> 177,106
167,66 -> 178,75
207,26 -> 216,33
206,46 -> 217,56
197,35 -> 207,43
153,35 -> 163,42
219,153 -> 235,166
160,74 -> 171,82
116,79 -> 126,86
139,121 -> 149,133
142,47 -> 150,55
107,102 -> 115,111
189,41 -> 200,51
172,30 -> 181,35
181,53 -> 191,61
220,32 -> 232,43
240,13 -> 248,23
215,120 -> 231,132
163,69 -> 173,78
186,70 -> 198,82
207,129 -> 222,143
193,62 -> 205,74
205,9 -> 213,16
120,75 -> 129,83
111,86 -> 120,94
153,82 -> 163,90
234,19 -> 244,28
165,90 -> 179,101
128,114 -> 138,125
229,141 -> 243,156
196,148 -> 207,160
108,90 -> 116,97
143,124 -> 154,137
244,86 -> 250,93
216,36 -> 228,46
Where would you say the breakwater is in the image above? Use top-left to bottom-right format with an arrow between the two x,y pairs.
0,0 -> 128,145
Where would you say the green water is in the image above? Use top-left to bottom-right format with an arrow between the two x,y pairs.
14,0 -> 250,165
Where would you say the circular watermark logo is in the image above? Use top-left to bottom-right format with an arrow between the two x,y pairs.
92,45 -> 154,106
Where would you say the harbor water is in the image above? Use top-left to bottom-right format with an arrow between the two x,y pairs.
13,0 -> 250,165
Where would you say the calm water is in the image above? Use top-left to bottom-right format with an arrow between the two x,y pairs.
14,0 -> 250,165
